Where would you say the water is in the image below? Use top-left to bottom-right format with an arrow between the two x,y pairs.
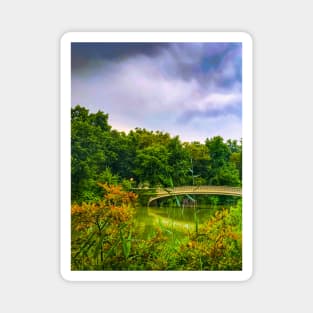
133,204 -> 230,239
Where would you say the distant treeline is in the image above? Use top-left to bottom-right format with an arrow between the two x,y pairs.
71,105 -> 242,203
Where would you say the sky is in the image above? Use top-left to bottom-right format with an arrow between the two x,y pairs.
71,42 -> 242,143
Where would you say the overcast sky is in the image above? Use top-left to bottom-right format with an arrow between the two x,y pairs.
71,42 -> 242,143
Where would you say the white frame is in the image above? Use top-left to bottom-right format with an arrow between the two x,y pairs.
60,32 -> 253,281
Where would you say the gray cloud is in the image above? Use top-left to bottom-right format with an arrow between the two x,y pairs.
71,42 -> 242,142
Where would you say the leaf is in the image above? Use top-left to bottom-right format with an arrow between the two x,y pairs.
185,194 -> 195,202
174,196 -> 181,207
93,231 -> 108,259
120,229 -> 132,259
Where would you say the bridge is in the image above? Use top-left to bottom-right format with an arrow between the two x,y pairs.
143,185 -> 242,206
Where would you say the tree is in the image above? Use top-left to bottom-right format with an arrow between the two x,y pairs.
71,105 -> 242,203
71,106 -> 115,203
167,136 -> 190,185
133,144 -> 170,186
205,136 -> 241,186
184,141 -> 211,185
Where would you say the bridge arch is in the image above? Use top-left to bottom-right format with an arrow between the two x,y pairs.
147,185 -> 242,206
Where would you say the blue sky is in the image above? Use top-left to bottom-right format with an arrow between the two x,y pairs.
71,42 -> 242,142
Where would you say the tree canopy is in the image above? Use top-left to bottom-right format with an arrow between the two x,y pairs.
71,105 -> 242,203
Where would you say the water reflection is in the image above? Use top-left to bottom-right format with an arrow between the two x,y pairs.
134,195 -> 240,239
134,204 -> 232,238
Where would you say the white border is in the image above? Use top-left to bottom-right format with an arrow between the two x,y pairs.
60,32 -> 253,281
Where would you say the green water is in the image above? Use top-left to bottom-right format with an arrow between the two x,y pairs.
133,204 -> 229,239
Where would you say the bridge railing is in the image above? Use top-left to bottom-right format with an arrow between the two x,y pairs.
155,185 -> 241,195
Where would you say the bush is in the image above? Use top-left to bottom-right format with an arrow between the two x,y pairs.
71,186 -> 242,271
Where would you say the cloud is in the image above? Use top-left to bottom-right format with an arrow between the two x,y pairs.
177,92 -> 242,123
72,43 -> 170,72
71,42 -> 242,142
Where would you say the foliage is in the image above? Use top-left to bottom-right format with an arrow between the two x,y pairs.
71,184 -> 137,270
71,105 -> 242,203
71,185 -> 242,271
205,136 -> 241,186
176,200 -> 242,270
71,105 -> 243,271
133,144 -> 170,186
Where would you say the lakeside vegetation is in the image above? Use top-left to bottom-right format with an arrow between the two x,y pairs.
71,105 -> 242,270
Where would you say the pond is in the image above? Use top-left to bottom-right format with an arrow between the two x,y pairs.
133,202 -> 236,239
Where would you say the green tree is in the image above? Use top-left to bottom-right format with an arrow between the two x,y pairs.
205,136 -> 241,186
167,136 -> 190,185
134,144 -> 170,186
184,141 -> 210,185
71,106 -> 115,203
